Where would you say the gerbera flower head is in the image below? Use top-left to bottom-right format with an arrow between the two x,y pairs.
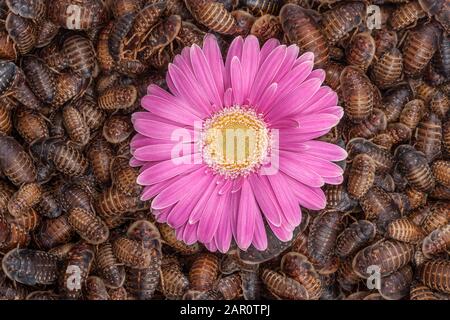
131,35 -> 347,253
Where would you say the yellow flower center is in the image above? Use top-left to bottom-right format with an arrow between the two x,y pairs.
202,106 -> 270,178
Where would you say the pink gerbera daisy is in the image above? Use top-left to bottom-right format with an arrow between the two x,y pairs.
131,35 -> 347,253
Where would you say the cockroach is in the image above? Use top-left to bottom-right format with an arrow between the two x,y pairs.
62,104 -> 90,146
8,207 -> 40,232
390,1 -> 425,31
39,42 -> 68,72
96,23 -> 115,72
352,240 -> 414,278
241,0 -> 281,16
35,184 -> 62,218
161,263 -> 189,299
324,184 -> 356,212
125,265 -> 161,300
345,32 -> 375,71
108,287 -> 128,300
111,0 -> 142,18
108,12 -> 136,61
381,84 -> 412,123
6,0 -> 46,20
63,35 -> 97,79
280,4 -> 329,68
31,138 -> 89,177
86,137 -> 113,185
21,55 -> 56,104
336,220 -> 376,258
404,187 -> 427,210
96,187 -> 146,219
414,113 -> 442,162
7,182 -> 42,217
2,248 -> 59,285
347,108 -> 387,140
379,264 -> 413,300
430,91 -> 449,119
111,157 -> 141,197
422,224 -> 450,259
59,242 -> 95,299
60,183 -> 92,212
409,78 -> 437,103
319,273 -> 343,300
359,187 -> 401,233
216,273 -> 242,300
337,258 -> 360,290
320,1 -> 366,46
231,10 -> 255,36
386,218 -> 424,243
432,160 -> 450,188
370,48 -> 403,88
433,34 -> 450,78
373,122 -> 412,150
26,291 -> 59,300
85,276 -> 110,300
67,207 -> 109,245
417,259 -> 450,293
399,99 -> 425,131
395,145 -> 435,193
372,29 -> 398,59
403,22 -> 441,77
421,202 -> 449,234
189,253 -> 220,291
410,282 -> 438,300
52,72 -> 86,108
324,62 -> 344,92
347,154 -> 376,199
14,108 -> 49,144
48,0 -> 108,30
98,85 -> 137,111
0,60 -> 20,96
340,66 -> 374,123
240,268 -> 261,300
112,236 -> 154,269
35,20 -> 59,48
418,0 -> 449,33
34,215 -> 74,250
158,222 -> 200,255
307,210 -> 343,268
48,243 -> 76,260
250,14 -> 282,42
0,135 -> 36,186
177,21 -> 206,47
5,12 -> 36,55
261,268 -> 309,300
126,2 -> 166,47
281,252 -> 322,300
102,115 -> 132,144
96,241 -> 126,288
0,180 -> 15,215
184,0 -> 237,35
0,103 -> 12,135
0,30 -> 17,61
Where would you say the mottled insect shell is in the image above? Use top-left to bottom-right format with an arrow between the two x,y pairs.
5,12 -> 36,55
67,207 -> 109,245
403,22 -> 441,77
320,1 -> 366,46
432,160 -> 450,188
111,0 -> 142,18
215,273 -> 242,300
379,264 -> 413,300
177,21 -> 206,47
0,29 -> 17,61
395,145 -> 435,192
347,108 -> 387,140
261,269 -> 309,300
63,35 -> 97,79
96,241 -> 126,288
0,104 -> 12,135
158,222 -> 200,255
241,0 -> 282,16
281,252 -> 322,300
352,240 -> 414,278
9,207 -> 40,232
59,243 -> 95,300
36,185 -> 62,218
422,224 -> 450,259
21,55 -> 56,104
35,20 -> 59,48
324,62 -> 344,92
127,2 -> 166,44
86,137 -> 113,185
381,84 -> 412,123
280,4 -> 329,68
161,264 -> 189,299
387,218 -> 424,243
108,287 -> 128,300
126,266 -> 162,300
390,1 -> 425,31
433,34 -> 450,78
336,220 -> 376,258
48,0 -> 108,30
410,283 -> 438,300
421,202 -> 449,234
102,115 -> 132,144
0,180 -> 15,216
414,113 -> 442,162
399,99 -> 426,131
347,154 -> 376,199
370,48 -> 403,89
61,183 -> 92,212
6,0 -> 46,20
184,0 -> 237,35
34,215 -> 74,250
405,187 -> 427,210
112,236 -> 154,269
337,258 -> 360,290
96,187 -> 146,218
417,260 -> 450,293
2,248 -> 59,285
111,157 -> 141,197
98,85 -> 137,111
189,253 -> 220,291
430,91 -> 449,119
85,276 -> 110,300
62,104 -> 90,146
0,136 -> 36,186
340,66 -> 374,123
7,182 -> 42,217
345,32 -> 375,71
307,210 -> 343,268
52,72 -> 86,108
373,29 -> 398,59
231,10 -> 256,36
14,108 -> 49,144
250,14 -> 282,42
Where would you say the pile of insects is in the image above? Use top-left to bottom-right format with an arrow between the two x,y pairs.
0,0 -> 449,300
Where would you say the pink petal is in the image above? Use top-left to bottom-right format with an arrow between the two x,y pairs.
248,174 -> 282,227
273,45 -> 299,83
296,88 -> 338,115
202,34 -> 225,100
133,117 -> 194,141
189,175 -> 220,224
294,52 -> 314,66
279,153 -> 324,187
224,87 -> 233,107
137,157 -> 198,186
214,193 -> 232,253
241,35 -> 260,98
141,95 -> 200,125
255,83 -> 278,113
134,144 -> 195,162
305,69 -> 326,82
129,157 -> 145,167
279,127 -> 332,143
252,211 -> 268,250
300,140 -> 348,161
259,38 -> 280,65
324,175 -> 344,185
236,179 -> 257,250
183,221 -> 199,245
295,113 -> 340,133
267,221 -> 293,242
287,176 -> 327,210
225,36 -> 244,89
276,61 -> 314,99
197,186 -> 228,243
293,154 -> 344,177
140,176 -> 178,201
230,56 -> 244,105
